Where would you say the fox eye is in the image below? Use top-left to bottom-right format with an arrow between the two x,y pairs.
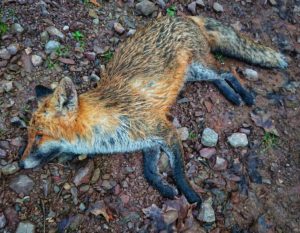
35,134 -> 43,143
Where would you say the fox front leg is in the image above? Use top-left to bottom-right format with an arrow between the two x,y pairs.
142,146 -> 178,199
161,133 -> 202,207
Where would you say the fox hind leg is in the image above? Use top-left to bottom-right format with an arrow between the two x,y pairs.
142,146 -> 178,199
186,63 -> 254,106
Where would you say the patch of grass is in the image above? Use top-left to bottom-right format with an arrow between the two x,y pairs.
45,58 -> 56,69
72,30 -> 84,42
189,131 -> 198,140
102,50 -> 113,63
214,52 -> 225,64
166,5 -> 176,17
55,45 -> 70,57
0,22 -> 8,37
262,132 -> 278,150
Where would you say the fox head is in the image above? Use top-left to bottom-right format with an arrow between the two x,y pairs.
19,77 -> 80,169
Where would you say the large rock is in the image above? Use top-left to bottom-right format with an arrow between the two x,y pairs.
228,133 -> 248,147
201,128 -> 218,147
9,175 -> 34,194
136,0 -> 157,16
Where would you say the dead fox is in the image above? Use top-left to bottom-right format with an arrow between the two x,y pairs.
19,16 -> 287,206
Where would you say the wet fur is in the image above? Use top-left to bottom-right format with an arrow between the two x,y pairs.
21,16 -> 287,206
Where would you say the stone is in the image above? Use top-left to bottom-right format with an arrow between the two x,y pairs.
10,116 -> 26,128
213,2 -> 224,12
0,148 -> 6,158
1,81 -> 13,92
84,52 -> 96,61
45,40 -> 60,54
58,57 -> 75,65
63,25 -> 69,31
12,23 -> 24,34
201,128 -> 218,147
1,162 -> 20,175
9,175 -> 34,194
172,117 -> 181,128
127,29 -> 136,37
21,53 -> 33,73
269,0 -> 277,5
196,0 -> 205,7
213,157 -> 228,171
188,2 -> 197,15
228,133 -> 248,147
199,148 -> 216,159
243,68 -> 258,81
40,31 -> 49,43
0,48 -> 11,60
73,160 -> 94,186
136,0 -> 157,16
46,26 -> 65,39
88,9 -> 98,18
7,43 -> 19,55
31,55 -> 43,67
197,197 -> 215,222
16,222 -> 35,233
0,212 -> 6,229
91,168 -> 100,183
114,22 -> 125,34
177,127 -> 189,141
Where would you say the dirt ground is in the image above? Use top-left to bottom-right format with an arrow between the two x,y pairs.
0,0 -> 299,232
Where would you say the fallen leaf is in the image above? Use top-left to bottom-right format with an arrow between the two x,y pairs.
250,109 -> 279,136
88,200 -> 112,222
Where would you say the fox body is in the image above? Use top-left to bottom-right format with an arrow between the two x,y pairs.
20,16 -> 287,206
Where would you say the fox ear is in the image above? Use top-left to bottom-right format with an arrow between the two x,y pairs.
35,85 -> 54,101
53,77 -> 78,113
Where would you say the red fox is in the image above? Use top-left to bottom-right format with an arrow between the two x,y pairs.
19,16 -> 287,206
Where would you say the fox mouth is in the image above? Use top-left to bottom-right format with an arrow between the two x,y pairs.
19,149 -> 62,169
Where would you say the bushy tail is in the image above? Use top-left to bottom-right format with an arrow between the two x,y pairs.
191,17 -> 288,69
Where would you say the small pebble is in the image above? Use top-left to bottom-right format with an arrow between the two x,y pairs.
12,23 -> 24,34
199,148 -> 216,159
197,197 -> 215,222
9,175 -> 34,194
31,55 -> 43,67
243,68 -> 258,81
0,212 -> 6,229
0,48 -> 11,60
114,22 -> 125,34
1,162 -> 20,175
177,127 -> 189,141
45,40 -> 61,54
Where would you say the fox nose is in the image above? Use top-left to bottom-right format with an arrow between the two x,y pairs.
18,160 -> 25,169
